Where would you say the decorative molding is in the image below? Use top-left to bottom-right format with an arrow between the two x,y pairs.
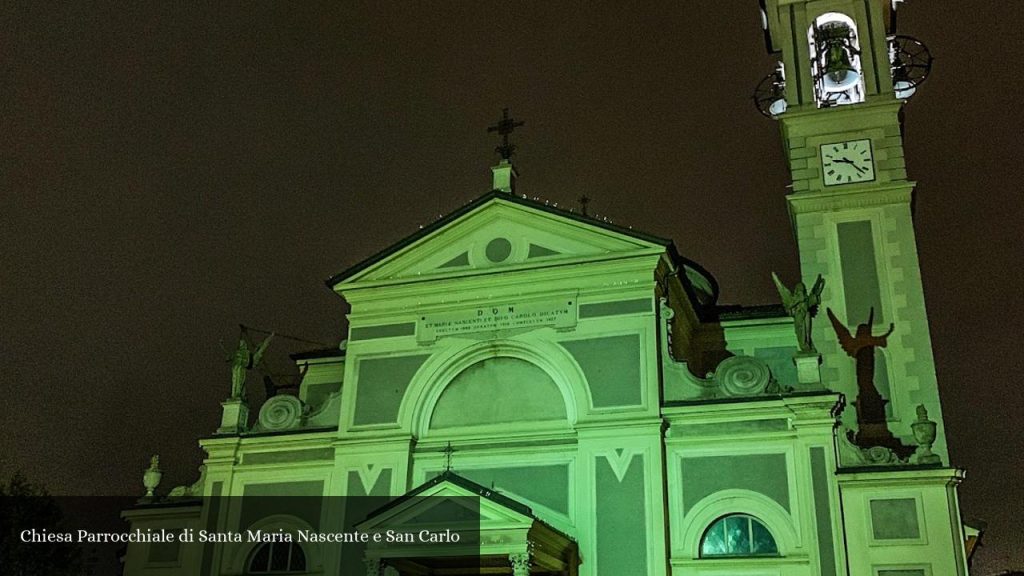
217,398 -> 249,435
167,465 -> 206,498
403,338 -> 587,438
349,322 -> 416,341
677,489 -> 799,559
509,551 -> 531,576
863,492 -> 929,547
714,355 -> 776,397
304,391 -> 342,428
787,185 -> 913,214
837,425 -> 907,467
256,395 -> 304,432
602,448 -> 641,483
356,463 -> 386,495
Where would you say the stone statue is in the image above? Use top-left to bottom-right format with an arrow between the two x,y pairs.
827,307 -> 911,459
772,272 -> 825,353
229,332 -> 274,400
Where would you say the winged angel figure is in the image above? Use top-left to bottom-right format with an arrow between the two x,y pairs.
228,330 -> 275,400
772,272 -> 825,353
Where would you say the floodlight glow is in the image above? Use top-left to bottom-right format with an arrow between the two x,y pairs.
894,80 -> 916,99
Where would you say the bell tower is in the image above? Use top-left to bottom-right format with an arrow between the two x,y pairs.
757,5 -> 970,575
756,0 -> 948,464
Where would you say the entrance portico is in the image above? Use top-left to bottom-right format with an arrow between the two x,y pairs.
358,472 -> 580,576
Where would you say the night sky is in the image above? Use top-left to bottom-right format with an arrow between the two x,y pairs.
1,2 -> 1021,572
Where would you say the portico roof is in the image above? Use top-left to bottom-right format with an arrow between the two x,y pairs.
357,471 -> 580,575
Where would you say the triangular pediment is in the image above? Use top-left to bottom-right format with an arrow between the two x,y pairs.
355,473 -> 579,572
329,193 -> 669,287
356,474 -> 535,533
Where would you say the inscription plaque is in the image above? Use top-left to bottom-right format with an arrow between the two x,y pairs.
417,297 -> 577,342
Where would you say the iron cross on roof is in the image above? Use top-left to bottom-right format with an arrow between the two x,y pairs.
443,441 -> 456,472
487,107 -> 525,160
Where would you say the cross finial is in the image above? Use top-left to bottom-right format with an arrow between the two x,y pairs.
578,195 -> 591,216
443,442 -> 456,472
487,108 -> 525,160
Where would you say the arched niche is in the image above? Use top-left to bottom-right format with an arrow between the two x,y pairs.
403,339 -> 586,438
807,11 -> 866,107
430,357 -> 567,429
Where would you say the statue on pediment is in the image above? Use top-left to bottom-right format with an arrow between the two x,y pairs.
228,330 -> 274,400
772,272 -> 825,353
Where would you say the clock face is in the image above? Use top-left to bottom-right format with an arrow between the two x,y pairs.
821,139 -> 875,186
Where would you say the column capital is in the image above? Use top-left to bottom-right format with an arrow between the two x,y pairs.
509,551 -> 531,575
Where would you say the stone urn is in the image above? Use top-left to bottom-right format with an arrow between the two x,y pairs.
911,405 -> 941,464
143,455 -> 163,497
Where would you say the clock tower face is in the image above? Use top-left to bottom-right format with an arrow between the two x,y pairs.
820,139 -> 875,186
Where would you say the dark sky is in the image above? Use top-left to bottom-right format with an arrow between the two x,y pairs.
1,1 -> 1021,572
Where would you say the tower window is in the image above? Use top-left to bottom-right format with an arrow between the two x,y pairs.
700,514 -> 779,557
247,542 -> 307,574
808,13 -> 865,107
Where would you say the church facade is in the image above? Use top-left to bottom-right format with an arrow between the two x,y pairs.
122,2 -> 970,575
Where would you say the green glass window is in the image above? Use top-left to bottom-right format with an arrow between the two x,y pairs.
247,542 -> 307,574
700,514 -> 779,557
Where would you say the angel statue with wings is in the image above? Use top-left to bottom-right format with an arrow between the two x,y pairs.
772,272 -> 825,353
228,329 -> 275,400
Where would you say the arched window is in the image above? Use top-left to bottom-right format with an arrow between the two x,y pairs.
807,12 -> 865,107
247,542 -> 307,574
700,514 -> 779,557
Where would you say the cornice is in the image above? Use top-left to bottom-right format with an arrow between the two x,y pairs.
786,183 -> 914,214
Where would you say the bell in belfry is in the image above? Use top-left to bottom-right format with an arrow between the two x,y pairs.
819,25 -> 860,91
